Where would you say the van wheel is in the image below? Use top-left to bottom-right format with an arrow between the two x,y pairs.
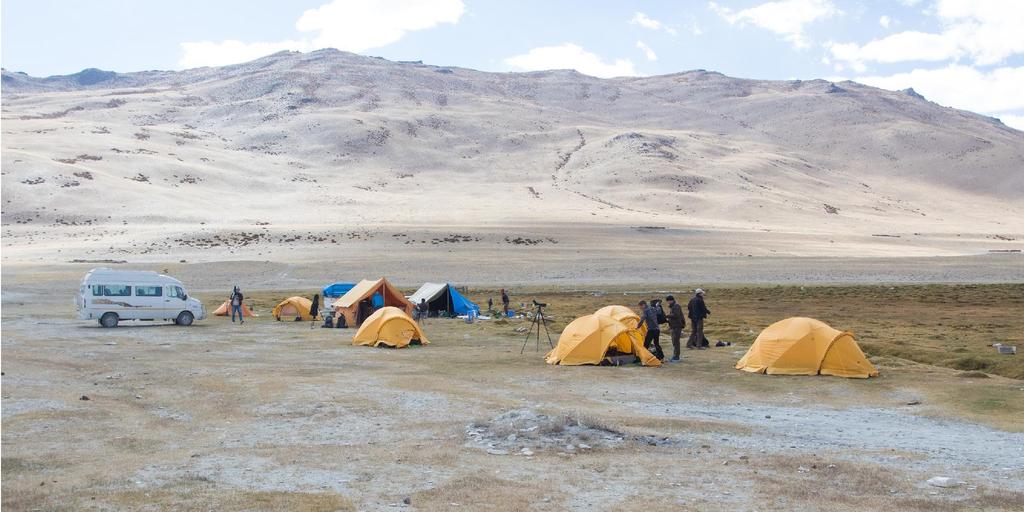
175,311 -> 194,326
99,312 -> 119,328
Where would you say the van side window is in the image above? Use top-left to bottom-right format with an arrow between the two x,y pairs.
136,285 -> 162,297
92,285 -> 103,296
103,285 -> 131,296
168,286 -> 186,299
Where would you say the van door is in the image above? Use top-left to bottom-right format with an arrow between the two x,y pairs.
166,285 -> 188,319
134,283 -> 167,320
94,284 -> 135,319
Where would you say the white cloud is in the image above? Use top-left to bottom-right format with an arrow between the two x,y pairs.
709,0 -> 841,49
504,43 -> 637,78
630,12 -> 663,31
879,15 -> 892,28
856,64 -> 1024,114
827,31 -> 959,67
829,0 -> 1024,69
636,40 -> 658,61
178,0 -> 465,68
630,12 -> 679,36
998,114 -> 1024,131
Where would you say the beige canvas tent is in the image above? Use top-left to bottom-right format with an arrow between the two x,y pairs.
331,277 -> 413,327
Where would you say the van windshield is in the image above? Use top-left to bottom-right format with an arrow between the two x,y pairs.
168,286 -> 186,299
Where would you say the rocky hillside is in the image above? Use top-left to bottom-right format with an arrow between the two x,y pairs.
2,49 -> 1022,262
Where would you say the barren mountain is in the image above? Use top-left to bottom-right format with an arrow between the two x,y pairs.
2,49 -> 1022,272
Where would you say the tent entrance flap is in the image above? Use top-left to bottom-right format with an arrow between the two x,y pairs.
408,283 -> 479,316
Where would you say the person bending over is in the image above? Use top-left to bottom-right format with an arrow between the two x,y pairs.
637,300 -> 664,360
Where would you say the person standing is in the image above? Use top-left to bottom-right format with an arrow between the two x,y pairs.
230,286 -> 245,324
417,298 -> 428,321
665,295 -> 686,361
501,289 -> 510,316
637,300 -> 664,360
687,289 -> 710,349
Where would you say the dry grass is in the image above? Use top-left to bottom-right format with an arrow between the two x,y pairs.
4,281 -> 1023,510
90,485 -> 355,511
463,284 -> 1024,379
412,475 -> 559,511
750,454 -> 1024,511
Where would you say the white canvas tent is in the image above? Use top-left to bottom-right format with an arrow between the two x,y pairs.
408,282 -> 479,317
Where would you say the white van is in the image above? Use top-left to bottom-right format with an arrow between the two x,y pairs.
75,268 -> 206,327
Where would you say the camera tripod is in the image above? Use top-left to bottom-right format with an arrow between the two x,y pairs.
520,301 -> 553,353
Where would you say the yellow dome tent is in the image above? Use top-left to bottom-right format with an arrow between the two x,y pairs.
272,296 -> 314,321
213,301 -> 257,317
736,317 -> 878,378
546,314 -> 661,366
594,305 -> 646,336
352,307 -> 429,348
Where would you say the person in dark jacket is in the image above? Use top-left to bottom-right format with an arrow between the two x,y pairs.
637,300 -> 664,360
417,298 -> 428,321
665,295 -> 686,361
229,286 -> 244,324
687,289 -> 710,349
501,289 -> 510,316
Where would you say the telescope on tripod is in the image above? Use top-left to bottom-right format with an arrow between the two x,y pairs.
521,300 -> 553,353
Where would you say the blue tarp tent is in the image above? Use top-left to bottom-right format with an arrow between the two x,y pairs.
323,282 -> 383,307
408,283 -> 480,316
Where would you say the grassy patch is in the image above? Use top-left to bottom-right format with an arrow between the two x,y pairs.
461,284 -> 1024,380
89,486 -> 354,511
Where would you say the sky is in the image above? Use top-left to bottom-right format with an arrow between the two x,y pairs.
2,0 -> 1022,129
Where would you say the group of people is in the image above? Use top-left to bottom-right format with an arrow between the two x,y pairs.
486,289 -> 512,316
636,289 -> 710,362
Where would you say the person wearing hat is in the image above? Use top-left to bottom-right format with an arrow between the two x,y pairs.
687,289 -> 710,350
665,295 -> 686,361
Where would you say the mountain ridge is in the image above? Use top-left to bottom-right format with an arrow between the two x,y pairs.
2,49 -> 1022,263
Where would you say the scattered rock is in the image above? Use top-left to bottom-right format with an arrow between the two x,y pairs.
486,449 -> 509,455
80,395 -> 90,401
403,497 -> 412,505
906,400 -> 921,406
927,476 -> 961,488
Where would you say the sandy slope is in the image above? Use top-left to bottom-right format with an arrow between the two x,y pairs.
2,49 -> 1023,269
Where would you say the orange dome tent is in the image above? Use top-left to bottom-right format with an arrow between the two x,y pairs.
736,317 -> 878,378
352,307 -> 429,348
213,301 -> 257,317
546,314 -> 661,367
272,296 -> 314,321
594,304 -> 646,336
